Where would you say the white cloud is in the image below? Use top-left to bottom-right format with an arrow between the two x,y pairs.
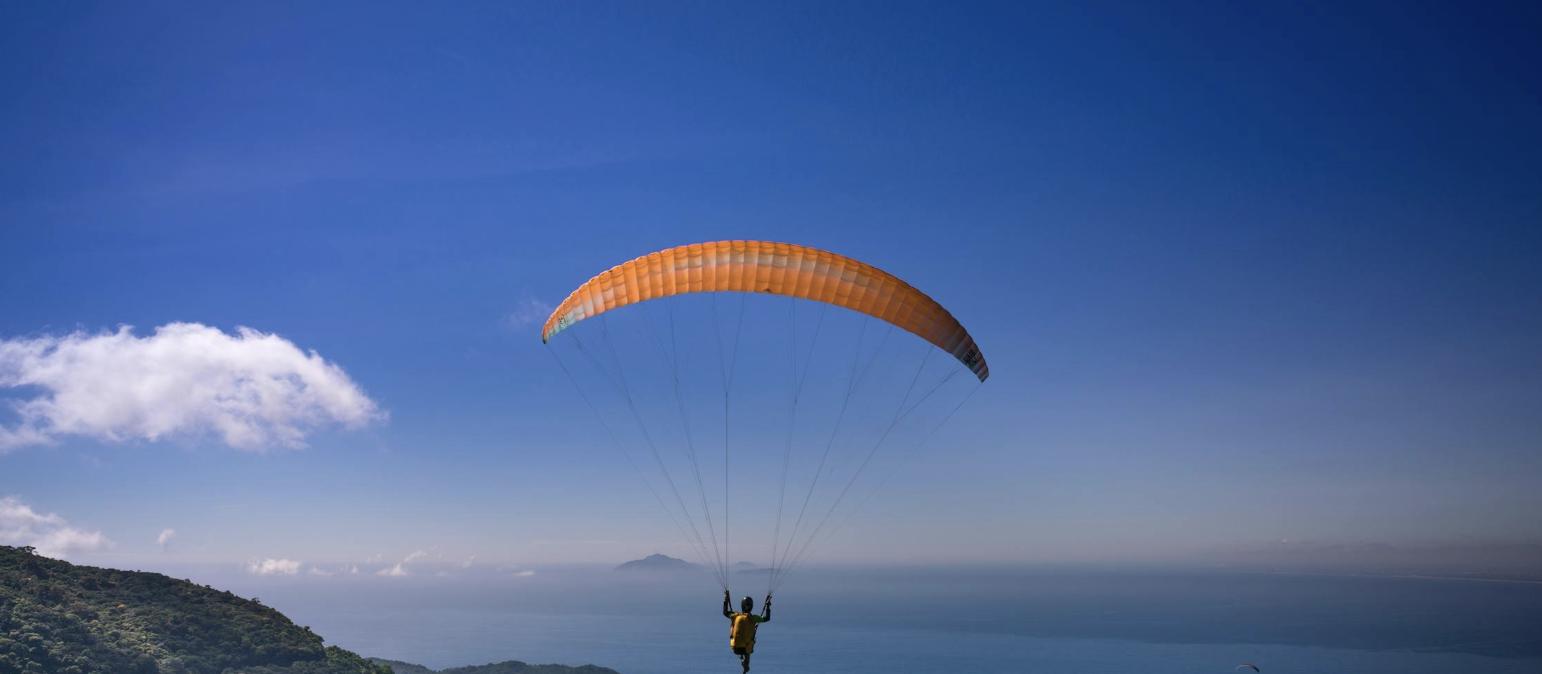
307,563 -> 361,577
0,497 -> 111,559
513,569 -> 536,577
505,297 -> 554,329
156,528 -> 176,549
247,558 -> 302,575
0,323 -> 384,452
460,554 -> 477,569
376,549 -> 428,577
0,426 -> 50,450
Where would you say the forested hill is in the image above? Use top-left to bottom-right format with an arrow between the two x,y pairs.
0,545 -> 389,674
369,659 -> 620,674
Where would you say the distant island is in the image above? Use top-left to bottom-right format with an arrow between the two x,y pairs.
614,553 -> 697,572
615,554 -> 773,575
370,658 -> 619,674
731,561 -> 772,575
0,545 -> 614,674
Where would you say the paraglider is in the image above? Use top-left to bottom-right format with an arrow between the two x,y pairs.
723,590 -> 772,672
542,240 -> 988,670
1236,664 -> 1261,672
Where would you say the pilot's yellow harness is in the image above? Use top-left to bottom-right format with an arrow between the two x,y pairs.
729,613 -> 761,651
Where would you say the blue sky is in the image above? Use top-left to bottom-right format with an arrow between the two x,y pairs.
1,1 -> 1539,577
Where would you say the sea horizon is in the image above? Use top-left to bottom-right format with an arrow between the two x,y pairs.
138,561 -> 1542,673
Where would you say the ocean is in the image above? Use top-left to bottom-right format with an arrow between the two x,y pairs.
206,565 -> 1542,673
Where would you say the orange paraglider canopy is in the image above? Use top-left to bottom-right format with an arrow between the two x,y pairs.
541,240 -> 988,381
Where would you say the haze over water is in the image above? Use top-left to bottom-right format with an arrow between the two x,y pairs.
195,564 -> 1542,674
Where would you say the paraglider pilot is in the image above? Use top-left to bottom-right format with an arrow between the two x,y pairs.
723,589 -> 771,673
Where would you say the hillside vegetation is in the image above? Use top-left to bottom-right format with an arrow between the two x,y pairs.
0,545 -> 389,674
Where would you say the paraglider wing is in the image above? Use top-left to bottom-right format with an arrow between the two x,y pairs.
540,240 -> 988,381
1235,664 -> 1261,672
